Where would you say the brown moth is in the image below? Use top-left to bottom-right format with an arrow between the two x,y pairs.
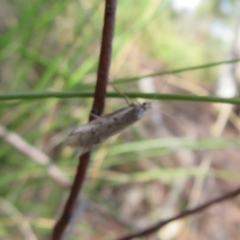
66,102 -> 151,154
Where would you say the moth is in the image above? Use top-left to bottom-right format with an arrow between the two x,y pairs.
66,102 -> 151,154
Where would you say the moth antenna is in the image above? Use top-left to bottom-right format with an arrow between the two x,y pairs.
150,103 -> 184,121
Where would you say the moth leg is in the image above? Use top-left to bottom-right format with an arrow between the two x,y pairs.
90,112 -> 101,119
109,81 -> 133,105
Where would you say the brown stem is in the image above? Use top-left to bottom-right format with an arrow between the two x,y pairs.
116,186 -> 240,240
51,1 -> 117,239
92,0 -> 117,116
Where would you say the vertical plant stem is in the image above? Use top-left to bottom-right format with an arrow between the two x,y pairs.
92,0 -> 117,116
51,1 -> 117,239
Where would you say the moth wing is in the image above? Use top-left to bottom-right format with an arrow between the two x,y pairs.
66,119 -> 103,147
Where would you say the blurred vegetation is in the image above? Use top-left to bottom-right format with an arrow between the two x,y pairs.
0,0 -> 240,239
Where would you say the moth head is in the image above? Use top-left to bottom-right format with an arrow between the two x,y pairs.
142,102 -> 151,109
137,102 -> 151,119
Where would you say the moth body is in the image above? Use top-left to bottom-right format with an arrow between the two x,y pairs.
67,102 -> 151,153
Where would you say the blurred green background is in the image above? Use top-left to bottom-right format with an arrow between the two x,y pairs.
1,0 -> 240,239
